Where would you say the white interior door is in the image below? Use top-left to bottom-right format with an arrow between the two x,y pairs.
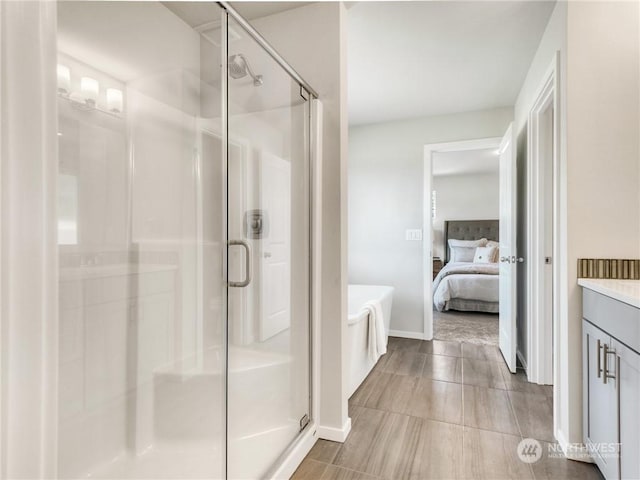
499,123 -> 518,372
259,151 -> 291,341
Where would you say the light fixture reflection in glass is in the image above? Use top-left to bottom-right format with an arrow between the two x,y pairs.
57,65 -> 71,95
80,77 -> 99,106
106,88 -> 123,113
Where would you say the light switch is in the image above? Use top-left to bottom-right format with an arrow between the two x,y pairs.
405,229 -> 423,241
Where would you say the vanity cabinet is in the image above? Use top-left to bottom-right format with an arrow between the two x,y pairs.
615,337 -> 640,480
582,320 -> 621,479
581,285 -> 640,480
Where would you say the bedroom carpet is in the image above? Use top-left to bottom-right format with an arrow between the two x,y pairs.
434,309 -> 499,346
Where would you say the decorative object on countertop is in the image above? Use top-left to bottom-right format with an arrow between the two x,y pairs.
577,258 -> 640,280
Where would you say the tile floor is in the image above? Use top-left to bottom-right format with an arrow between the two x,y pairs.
292,337 -> 602,480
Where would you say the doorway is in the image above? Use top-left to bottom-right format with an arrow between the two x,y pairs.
526,54 -> 560,386
430,149 -> 501,346
423,137 -> 502,341
423,126 -> 521,371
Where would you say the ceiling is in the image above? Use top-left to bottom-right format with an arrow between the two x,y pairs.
163,2 -> 312,29
433,148 -> 499,177
231,2 -> 312,21
348,1 -> 556,126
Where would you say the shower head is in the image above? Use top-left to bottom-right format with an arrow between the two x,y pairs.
228,54 -> 263,86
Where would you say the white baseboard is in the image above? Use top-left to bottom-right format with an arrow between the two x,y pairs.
555,428 -> 593,463
317,417 -> 352,443
270,422 -> 318,479
388,329 -> 426,340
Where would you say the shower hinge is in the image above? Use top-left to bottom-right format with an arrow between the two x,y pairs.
300,86 -> 309,101
299,414 -> 310,431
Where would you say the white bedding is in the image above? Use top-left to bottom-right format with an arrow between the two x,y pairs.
433,262 -> 499,312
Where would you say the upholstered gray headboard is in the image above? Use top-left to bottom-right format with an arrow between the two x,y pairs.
444,220 -> 499,264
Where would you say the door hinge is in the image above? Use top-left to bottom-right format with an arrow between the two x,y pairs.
299,414 -> 310,431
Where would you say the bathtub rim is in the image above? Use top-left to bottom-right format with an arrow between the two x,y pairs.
347,284 -> 394,326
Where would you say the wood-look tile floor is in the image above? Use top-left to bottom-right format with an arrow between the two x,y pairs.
292,337 -> 602,480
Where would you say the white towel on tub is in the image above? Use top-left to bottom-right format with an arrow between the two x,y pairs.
362,300 -> 387,361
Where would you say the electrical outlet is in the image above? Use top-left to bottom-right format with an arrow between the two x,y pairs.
405,229 -> 423,241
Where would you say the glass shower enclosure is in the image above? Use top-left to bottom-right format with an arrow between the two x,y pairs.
55,2 -> 313,478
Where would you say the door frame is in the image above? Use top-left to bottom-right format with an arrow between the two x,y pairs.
422,136 -> 502,340
527,52 -> 560,386
269,98 -> 324,480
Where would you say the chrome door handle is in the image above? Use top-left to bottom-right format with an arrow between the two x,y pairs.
229,239 -> 252,288
516,257 -> 524,263
500,256 -> 510,263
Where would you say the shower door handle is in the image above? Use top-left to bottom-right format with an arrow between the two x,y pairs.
229,240 -> 252,287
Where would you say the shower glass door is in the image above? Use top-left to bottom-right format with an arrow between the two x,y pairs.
55,2 -> 311,478
226,15 -> 312,480
56,2 -> 226,478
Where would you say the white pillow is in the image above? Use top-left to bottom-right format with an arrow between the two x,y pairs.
486,240 -> 499,247
473,246 -> 497,264
448,238 -> 487,263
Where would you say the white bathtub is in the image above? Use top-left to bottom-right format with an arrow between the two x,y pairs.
347,284 -> 394,397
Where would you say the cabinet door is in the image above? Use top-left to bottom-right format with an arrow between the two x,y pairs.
583,320 -> 619,479
612,339 -> 640,480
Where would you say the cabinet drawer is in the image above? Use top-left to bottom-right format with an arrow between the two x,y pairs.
583,289 -> 640,353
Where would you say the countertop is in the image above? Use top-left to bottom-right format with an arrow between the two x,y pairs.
578,278 -> 640,309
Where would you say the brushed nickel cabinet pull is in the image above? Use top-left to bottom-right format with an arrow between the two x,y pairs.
597,339 -> 602,378
603,343 -> 617,384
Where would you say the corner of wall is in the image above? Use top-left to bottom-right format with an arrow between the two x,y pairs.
317,417 -> 352,443
249,0 -> 351,442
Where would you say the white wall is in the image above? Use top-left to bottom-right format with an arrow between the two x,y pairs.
565,0 -> 639,450
250,3 -> 350,438
348,107 -> 512,335
514,0 -> 640,454
432,172 -> 500,260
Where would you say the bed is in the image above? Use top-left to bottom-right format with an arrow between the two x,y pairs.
433,220 -> 500,313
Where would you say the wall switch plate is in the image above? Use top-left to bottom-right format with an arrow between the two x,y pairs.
405,229 -> 423,241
